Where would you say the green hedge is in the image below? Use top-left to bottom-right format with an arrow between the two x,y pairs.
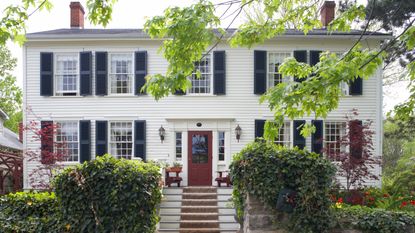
53,154 -> 162,233
0,192 -> 63,232
230,141 -> 336,233
333,205 -> 415,233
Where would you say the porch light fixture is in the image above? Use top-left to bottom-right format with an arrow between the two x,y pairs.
235,125 -> 242,142
159,126 -> 166,143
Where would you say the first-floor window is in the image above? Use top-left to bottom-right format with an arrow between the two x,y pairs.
175,132 -> 182,159
55,54 -> 78,96
325,121 -> 347,155
55,121 -> 79,162
188,54 -> 212,94
109,53 -> 133,94
268,52 -> 291,88
275,122 -> 291,147
218,131 -> 225,161
110,122 -> 133,159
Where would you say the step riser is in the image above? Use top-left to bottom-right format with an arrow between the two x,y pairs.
181,207 -> 219,213
181,214 -> 218,221
183,189 -> 217,194
160,215 -> 235,222
182,200 -> 217,206
179,229 -> 220,233
180,222 -> 219,228
160,208 -> 235,215
182,194 -> 217,199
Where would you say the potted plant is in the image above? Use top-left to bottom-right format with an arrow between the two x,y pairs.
166,161 -> 182,173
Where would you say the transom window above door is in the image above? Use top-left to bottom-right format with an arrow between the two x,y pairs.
188,54 -> 212,94
268,52 -> 291,88
109,53 -> 133,94
55,54 -> 78,96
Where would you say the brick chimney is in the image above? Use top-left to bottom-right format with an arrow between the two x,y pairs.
320,1 -> 336,27
70,2 -> 85,29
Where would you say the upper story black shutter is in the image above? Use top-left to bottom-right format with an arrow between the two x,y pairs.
135,51 -> 147,95
213,51 -> 226,95
293,50 -> 307,82
293,120 -> 306,149
349,77 -> 363,95
174,89 -> 186,95
134,120 -> 146,160
40,121 -> 53,164
350,120 -> 363,159
254,50 -> 267,94
255,119 -> 266,139
95,52 -> 108,96
309,50 -> 322,66
311,120 -> 323,154
79,120 -> 91,163
40,52 -> 53,96
80,52 -> 92,96
95,121 -> 108,156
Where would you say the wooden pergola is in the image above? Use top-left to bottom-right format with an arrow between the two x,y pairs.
0,149 -> 23,194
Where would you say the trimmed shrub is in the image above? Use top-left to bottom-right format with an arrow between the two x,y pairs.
230,141 -> 336,233
0,191 -> 63,232
53,154 -> 162,233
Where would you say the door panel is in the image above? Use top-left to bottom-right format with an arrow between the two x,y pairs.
188,131 -> 212,186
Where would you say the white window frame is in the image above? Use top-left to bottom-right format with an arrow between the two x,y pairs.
274,121 -> 292,147
267,51 -> 292,89
108,52 -> 135,96
333,51 -> 351,96
187,53 -> 213,95
175,132 -> 183,161
54,53 -> 79,96
54,121 -> 79,163
108,121 -> 134,159
324,121 -> 347,156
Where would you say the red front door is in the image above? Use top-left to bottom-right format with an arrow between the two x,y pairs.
188,131 -> 212,186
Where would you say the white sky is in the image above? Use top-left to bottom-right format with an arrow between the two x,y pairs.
0,0 -> 410,114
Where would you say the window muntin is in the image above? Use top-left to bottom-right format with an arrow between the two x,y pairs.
188,54 -> 212,94
218,131 -> 225,161
55,121 -> 79,162
175,132 -> 182,160
55,54 -> 78,96
275,122 -> 291,147
268,52 -> 291,88
324,121 -> 347,155
109,53 -> 133,94
109,122 -> 133,159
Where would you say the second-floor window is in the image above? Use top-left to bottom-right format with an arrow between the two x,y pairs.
55,54 -> 78,96
55,121 -> 79,162
189,54 -> 212,94
109,53 -> 133,94
110,121 -> 133,159
268,52 -> 291,88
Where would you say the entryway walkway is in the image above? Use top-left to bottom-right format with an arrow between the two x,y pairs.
158,187 -> 239,233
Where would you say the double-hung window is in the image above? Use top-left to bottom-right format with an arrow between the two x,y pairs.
188,54 -> 212,94
55,54 -> 78,96
268,52 -> 291,88
55,121 -> 79,162
274,122 -> 291,147
109,53 -> 133,94
325,121 -> 347,156
334,52 -> 350,96
109,122 -> 133,159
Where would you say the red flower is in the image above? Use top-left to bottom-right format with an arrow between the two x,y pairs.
337,197 -> 343,203
400,201 -> 408,208
383,193 -> 390,198
364,192 -> 370,196
410,200 -> 415,206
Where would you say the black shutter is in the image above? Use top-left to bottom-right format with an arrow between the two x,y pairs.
135,51 -> 147,95
80,52 -> 92,96
95,52 -> 108,95
40,53 -> 53,96
293,120 -> 306,149
40,121 -> 53,164
95,121 -> 108,157
213,51 -> 226,95
134,120 -> 146,160
293,50 -> 307,82
311,120 -> 323,154
309,50 -> 322,66
349,77 -> 363,95
350,120 -> 363,159
254,50 -> 267,94
79,120 -> 91,163
255,119 -> 266,139
174,89 -> 186,95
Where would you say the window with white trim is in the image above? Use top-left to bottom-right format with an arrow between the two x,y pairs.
274,122 -> 291,147
55,121 -> 79,162
55,54 -> 78,96
175,132 -> 182,160
109,122 -> 133,159
324,121 -> 347,154
218,131 -> 225,161
109,53 -> 133,94
268,52 -> 291,88
188,54 -> 212,94
334,52 -> 350,96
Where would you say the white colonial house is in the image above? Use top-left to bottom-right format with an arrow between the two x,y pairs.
23,1 -> 389,188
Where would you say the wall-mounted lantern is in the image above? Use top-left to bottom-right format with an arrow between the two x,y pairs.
235,124 -> 242,142
159,125 -> 166,143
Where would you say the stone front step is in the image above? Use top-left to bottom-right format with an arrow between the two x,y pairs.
160,206 -> 235,215
180,220 -> 220,228
159,221 -> 239,231
182,187 -> 217,193
160,213 -> 235,221
165,194 -> 232,201
181,206 -> 219,213
163,187 -> 233,195
161,200 -> 230,208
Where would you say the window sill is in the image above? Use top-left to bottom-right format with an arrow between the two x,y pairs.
58,161 -> 80,165
50,95 -> 83,98
184,93 -> 216,97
